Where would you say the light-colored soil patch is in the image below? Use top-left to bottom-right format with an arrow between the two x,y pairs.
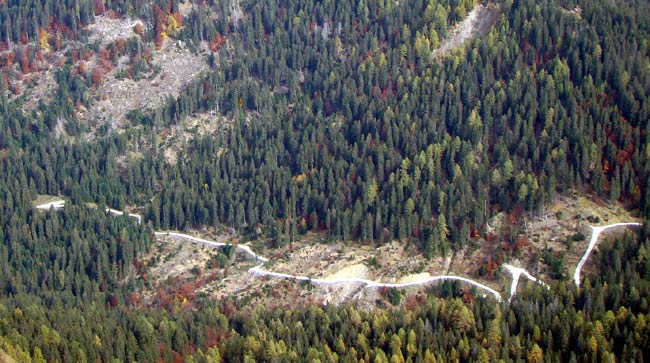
179,1 -> 197,17
0,349 -> 17,363
15,69 -> 57,112
146,230 -> 234,281
319,264 -> 370,305
561,5 -> 583,19
140,192 -> 640,309
420,192 -> 641,298
5,12 -> 209,139
5,43 -> 72,115
159,111 -> 233,165
32,194 -> 64,206
142,230 -> 262,304
325,264 -> 368,280
163,148 -> 178,165
264,239 -> 448,284
473,192 -> 641,285
146,241 -> 209,282
143,232 -> 466,308
397,272 -> 433,284
88,14 -> 143,46
145,228 -> 503,308
432,3 -> 501,58
151,234 -> 492,308
528,194 -> 639,278
7,14 -> 142,114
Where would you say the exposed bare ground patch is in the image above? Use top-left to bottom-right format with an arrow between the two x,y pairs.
139,192 -> 640,309
88,14 -> 143,46
13,68 -> 57,113
530,194 -> 638,277
432,3 -> 501,59
158,111 -> 234,165
0,349 -> 17,363
141,229 -> 251,303
80,40 -> 209,134
32,194 -> 65,207
560,5 -> 583,19
4,11 -> 209,139
179,1 -> 197,17
143,231 -> 500,309
7,14 -> 143,115
468,192 -> 640,285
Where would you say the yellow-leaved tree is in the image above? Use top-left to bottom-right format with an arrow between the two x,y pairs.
527,343 -> 544,363
38,28 -> 49,51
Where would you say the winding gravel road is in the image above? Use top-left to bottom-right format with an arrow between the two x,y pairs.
573,222 -> 642,286
107,208 -> 143,225
159,231 -> 503,301
35,199 -> 643,302
36,200 -> 502,301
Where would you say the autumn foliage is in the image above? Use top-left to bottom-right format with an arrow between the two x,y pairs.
93,0 -> 105,15
19,49 -> 31,74
210,32 -> 225,52
133,22 -> 145,35
153,3 -> 183,49
91,68 -> 104,87
38,28 -> 50,51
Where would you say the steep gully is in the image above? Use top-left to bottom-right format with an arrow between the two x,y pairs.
36,200 -> 641,303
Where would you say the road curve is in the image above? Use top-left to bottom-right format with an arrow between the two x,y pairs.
37,199 -> 643,302
35,200 -> 502,301
160,231 -> 503,302
250,265 -> 504,301
503,264 -> 548,302
107,208 -> 142,225
573,222 -> 642,286
154,231 -> 268,263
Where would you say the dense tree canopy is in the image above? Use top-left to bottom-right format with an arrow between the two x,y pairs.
2,0 -> 650,252
3,0 -> 650,253
1,0 -> 650,360
0,218 -> 649,362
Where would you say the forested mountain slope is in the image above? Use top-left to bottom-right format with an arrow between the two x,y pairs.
2,0 -> 649,251
1,0 -> 650,361
1,214 -> 648,362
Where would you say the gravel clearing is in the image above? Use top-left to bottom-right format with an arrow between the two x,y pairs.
324,264 -> 369,281
88,14 -> 143,46
432,3 -> 501,58
81,39 -> 208,132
